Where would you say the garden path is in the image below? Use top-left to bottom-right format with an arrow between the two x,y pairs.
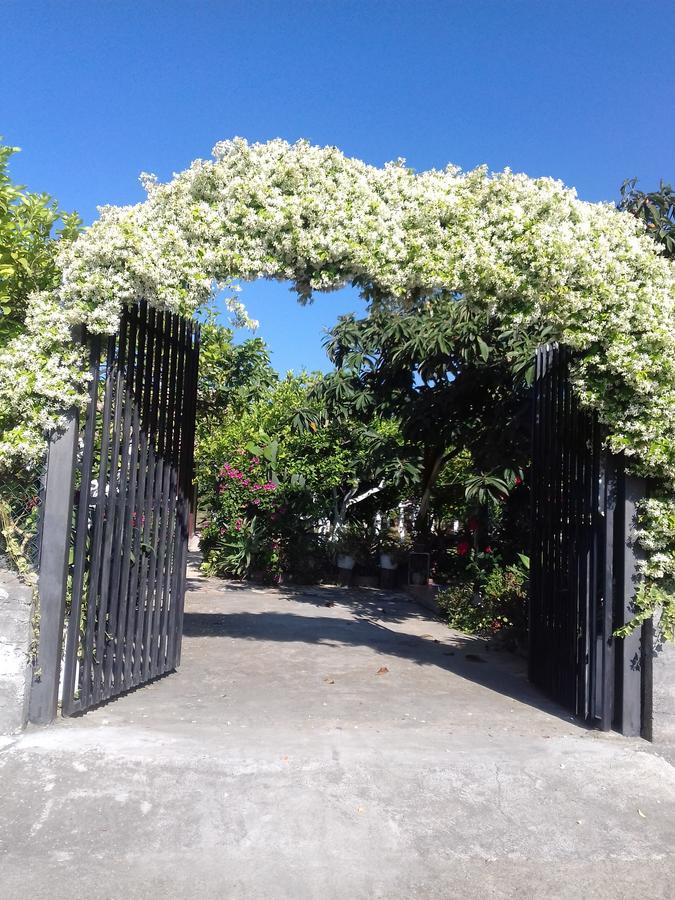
1,558 -> 674,899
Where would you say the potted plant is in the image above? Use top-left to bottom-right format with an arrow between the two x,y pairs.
330,523 -> 368,584
376,525 -> 411,588
377,525 -> 410,570
332,524 -> 360,569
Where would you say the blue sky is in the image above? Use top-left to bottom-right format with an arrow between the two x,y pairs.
2,0 -> 673,372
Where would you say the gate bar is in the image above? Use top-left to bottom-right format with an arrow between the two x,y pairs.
61,336 -> 102,715
28,406 -> 80,725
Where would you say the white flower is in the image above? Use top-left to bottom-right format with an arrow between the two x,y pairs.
1,138 -> 674,620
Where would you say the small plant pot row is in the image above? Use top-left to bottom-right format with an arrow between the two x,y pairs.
337,552 -> 399,571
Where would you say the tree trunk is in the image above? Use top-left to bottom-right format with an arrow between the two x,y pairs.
415,447 -> 461,532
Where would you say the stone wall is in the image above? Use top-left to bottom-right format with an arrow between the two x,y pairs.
0,559 -> 33,734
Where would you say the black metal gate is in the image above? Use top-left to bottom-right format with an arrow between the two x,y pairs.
59,301 -> 200,715
529,344 -> 615,727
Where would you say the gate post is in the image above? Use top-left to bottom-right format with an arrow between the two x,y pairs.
28,408 -> 79,725
612,468 -> 646,736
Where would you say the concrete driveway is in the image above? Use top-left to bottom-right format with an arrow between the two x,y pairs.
1,561 -> 674,899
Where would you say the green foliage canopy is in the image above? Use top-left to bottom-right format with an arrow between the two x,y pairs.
0,138 -> 672,629
0,141 -> 80,342
619,178 -> 674,259
321,297 -> 535,525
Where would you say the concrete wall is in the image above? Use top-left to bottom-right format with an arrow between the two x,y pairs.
405,584 -> 442,616
0,559 -> 33,734
652,643 -> 675,744
649,612 -> 675,746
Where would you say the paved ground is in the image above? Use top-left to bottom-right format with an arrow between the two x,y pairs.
1,561 -> 675,899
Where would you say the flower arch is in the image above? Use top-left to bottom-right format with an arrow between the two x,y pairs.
1,138 -> 673,624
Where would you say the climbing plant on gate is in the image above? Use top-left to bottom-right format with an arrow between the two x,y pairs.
0,140 -> 80,572
0,139 -> 673,632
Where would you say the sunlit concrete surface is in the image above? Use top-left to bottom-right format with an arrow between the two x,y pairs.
1,560 -> 674,899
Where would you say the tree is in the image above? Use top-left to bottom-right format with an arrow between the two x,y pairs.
194,322 -> 418,579
319,296 -> 543,534
0,141 -> 80,571
619,178 -> 674,259
0,141 -> 80,343
197,366 -> 410,530
196,316 -> 277,422
288,395 -> 416,537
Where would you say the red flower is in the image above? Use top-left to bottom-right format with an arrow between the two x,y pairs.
514,476 -> 523,486
484,546 -> 493,554
456,540 -> 471,557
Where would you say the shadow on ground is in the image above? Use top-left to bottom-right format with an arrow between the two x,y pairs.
184,549 -> 582,728
182,600 -> 577,728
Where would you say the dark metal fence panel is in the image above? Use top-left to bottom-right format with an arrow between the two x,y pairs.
529,344 -> 615,727
61,301 -> 200,716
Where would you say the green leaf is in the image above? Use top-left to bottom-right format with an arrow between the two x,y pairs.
476,336 -> 490,361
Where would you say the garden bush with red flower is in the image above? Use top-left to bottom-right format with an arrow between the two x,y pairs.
200,451 -> 284,578
436,541 -> 528,645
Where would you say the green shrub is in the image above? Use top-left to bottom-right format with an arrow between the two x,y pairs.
436,562 -> 527,639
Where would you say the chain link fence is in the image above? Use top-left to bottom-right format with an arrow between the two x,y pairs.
0,460 -> 47,578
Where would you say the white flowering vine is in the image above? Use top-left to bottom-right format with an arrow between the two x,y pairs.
0,138 -> 673,628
